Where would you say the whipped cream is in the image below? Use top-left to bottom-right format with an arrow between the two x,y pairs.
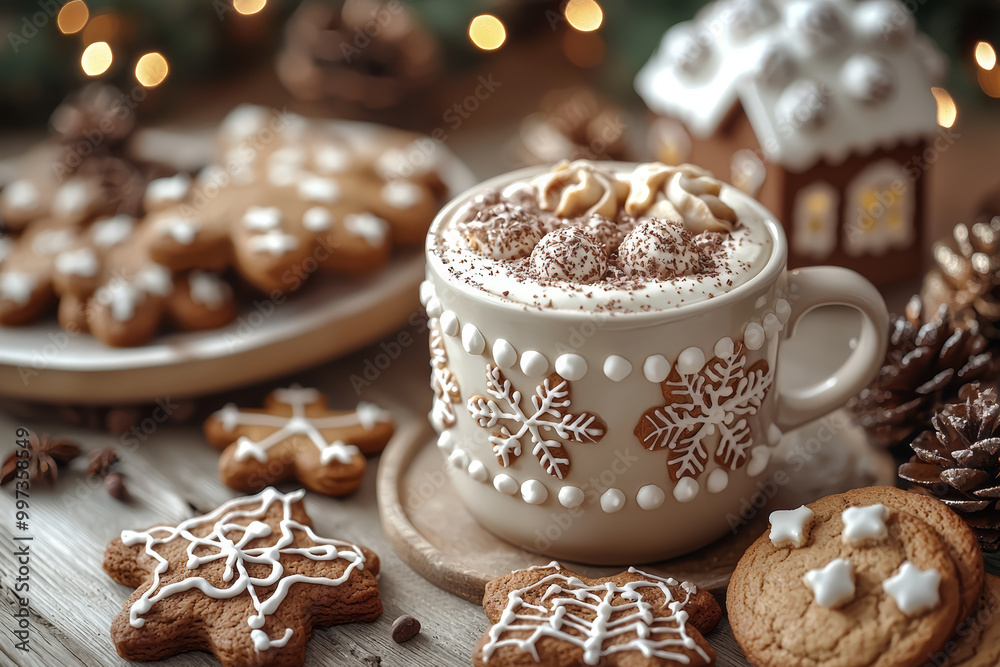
431,162 -> 772,313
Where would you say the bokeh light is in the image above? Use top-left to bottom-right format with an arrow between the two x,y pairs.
135,52 -> 169,87
931,87 -> 957,128
565,0 -> 603,32
469,15 -> 506,50
976,41 -> 996,70
81,41 -> 113,77
233,0 -> 267,16
57,0 -> 89,35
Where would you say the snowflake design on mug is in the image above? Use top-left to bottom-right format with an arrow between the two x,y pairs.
467,364 -> 606,479
635,337 -> 772,482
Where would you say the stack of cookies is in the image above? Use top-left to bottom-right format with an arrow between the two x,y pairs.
729,486 -> 995,667
0,99 -> 448,347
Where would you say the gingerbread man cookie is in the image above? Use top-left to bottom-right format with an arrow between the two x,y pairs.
103,487 -> 382,667
473,562 -> 721,667
0,218 -> 77,324
51,213 -> 236,347
204,386 -> 395,496
728,486 -> 985,667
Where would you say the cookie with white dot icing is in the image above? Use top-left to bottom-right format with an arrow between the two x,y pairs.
473,562 -> 721,667
203,386 -> 395,496
728,486 -> 981,667
0,219 -> 76,325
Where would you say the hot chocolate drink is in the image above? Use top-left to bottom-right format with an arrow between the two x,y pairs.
429,161 -> 772,313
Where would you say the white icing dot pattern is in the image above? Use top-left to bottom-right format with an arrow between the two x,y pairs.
520,351 -> 549,377
637,485 -> 665,510
558,486 -> 585,508
604,355 -> 632,382
600,488 -> 625,513
555,354 -> 587,381
521,479 -> 548,505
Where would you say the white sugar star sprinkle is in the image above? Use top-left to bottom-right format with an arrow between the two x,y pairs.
841,504 -> 889,545
883,562 -> 941,617
804,559 -> 855,608
768,505 -> 814,548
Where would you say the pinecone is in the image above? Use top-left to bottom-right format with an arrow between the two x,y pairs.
276,0 -> 441,115
849,295 -> 999,448
899,384 -> 1000,552
922,216 -> 1000,341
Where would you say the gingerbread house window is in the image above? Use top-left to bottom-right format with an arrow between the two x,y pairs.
792,181 -> 839,260
843,159 -> 913,257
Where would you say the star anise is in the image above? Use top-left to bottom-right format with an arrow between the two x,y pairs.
86,448 -> 120,479
0,434 -> 81,485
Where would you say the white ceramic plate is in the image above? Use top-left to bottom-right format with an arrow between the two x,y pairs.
0,121 -> 476,404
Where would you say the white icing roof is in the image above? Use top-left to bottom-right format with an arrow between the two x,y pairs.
635,0 -> 944,172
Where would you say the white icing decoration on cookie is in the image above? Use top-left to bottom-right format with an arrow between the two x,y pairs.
804,558 -> 855,608
302,206 -> 332,232
637,485 -> 665,510
744,322 -> 765,351
381,180 -> 422,209
162,217 -> 199,245
298,176 -> 341,204
188,271 -> 230,310
481,566 -> 710,665
0,271 -> 36,304
600,488 -> 625,513
220,104 -> 268,141
92,215 -> 134,247
120,487 -> 368,652
314,145 -> 352,174
53,180 -> 92,216
841,504 -> 889,545
769,505 -> 814,548
344,213 -> 389,247
55,248 -> 99,278
558,486 -> 584,508
643,355 -> 670,383
555,354 -> 587,381
32,228 -> 75,256
706,468 -> 729,494
137,265 -> 173,297
520,351 -> 549,377
248,230 -> 299,255
603,355 -> 632,382
493,339 -> 517,368
146,174 -> 191,205
2,179 -> 40,211
494,474 -> 518,495
521,479 -> 548,505
439,310 -> 459,337
468,460 -> 488,482
676,347 -> 706,375
462,323 -> 486,355
106,281 -> 143,322
243,206 -> 283,231
672,477 -> 699,503
212,388 -> 390,465
882,561 -> 941,616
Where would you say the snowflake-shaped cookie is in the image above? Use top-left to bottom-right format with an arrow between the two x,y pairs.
204,386 -> 394,496
474,562 -> 721,667
103,488 -> 382,666
467,364 -> 606,479
635,337 -> 772,482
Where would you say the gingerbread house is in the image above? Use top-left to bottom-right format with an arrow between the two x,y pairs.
635,0 -> 946,284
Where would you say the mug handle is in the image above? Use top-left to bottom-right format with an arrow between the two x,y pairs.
775,266 -> 889,431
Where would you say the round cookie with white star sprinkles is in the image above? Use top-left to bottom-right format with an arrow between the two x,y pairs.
728,486 -> 984,667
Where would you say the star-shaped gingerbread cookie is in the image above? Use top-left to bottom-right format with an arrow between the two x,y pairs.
473,563 -> 721,667
103,487 -> 382,667
204,386 -> 395,496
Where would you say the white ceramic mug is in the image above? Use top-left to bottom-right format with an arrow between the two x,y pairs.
422,164 -> 888,565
